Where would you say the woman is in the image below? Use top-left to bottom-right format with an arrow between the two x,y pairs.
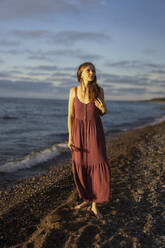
67,62 -> 111,218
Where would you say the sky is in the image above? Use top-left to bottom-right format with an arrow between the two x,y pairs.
0,0 -> 165,100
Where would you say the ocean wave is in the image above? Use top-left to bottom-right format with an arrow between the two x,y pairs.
151,115 -> 165,125
0,143 -> 68,173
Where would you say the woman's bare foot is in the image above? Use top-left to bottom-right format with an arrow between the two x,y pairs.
74,201 -> 89,210
91,203 -> 103,219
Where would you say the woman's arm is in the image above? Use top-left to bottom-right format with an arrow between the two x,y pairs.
95,87 -> 107,115
67,87 -> 75,150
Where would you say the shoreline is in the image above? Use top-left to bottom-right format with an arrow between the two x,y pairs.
1,111 -> 165,189
0,120 -> 165,247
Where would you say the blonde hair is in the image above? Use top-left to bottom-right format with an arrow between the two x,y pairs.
77,62 -> 100,101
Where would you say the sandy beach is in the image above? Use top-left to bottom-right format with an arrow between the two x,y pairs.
0,120 -> 165,248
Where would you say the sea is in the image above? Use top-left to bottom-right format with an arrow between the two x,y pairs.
0,97 -> 165,188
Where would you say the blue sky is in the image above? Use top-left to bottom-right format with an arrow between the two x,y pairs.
0,0 -> 164,100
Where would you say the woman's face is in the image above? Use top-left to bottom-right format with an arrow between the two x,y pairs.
81,65 -> 95,83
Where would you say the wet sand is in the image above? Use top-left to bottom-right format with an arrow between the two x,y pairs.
0,121 -> 165,248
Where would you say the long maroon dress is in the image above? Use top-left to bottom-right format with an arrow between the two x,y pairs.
71,87 -> 111,202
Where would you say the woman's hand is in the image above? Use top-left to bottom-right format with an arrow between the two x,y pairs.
94,97 -> 103,109
66,140 -> 74,151
94,97 -> 106,115
68,140 -> 75,151
65,140 -> 79,152
94,87 -> 107,115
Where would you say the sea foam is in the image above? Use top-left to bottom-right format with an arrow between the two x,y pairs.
0,143 -> 68,173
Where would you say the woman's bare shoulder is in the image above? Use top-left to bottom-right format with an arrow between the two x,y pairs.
69,87 -> 76,98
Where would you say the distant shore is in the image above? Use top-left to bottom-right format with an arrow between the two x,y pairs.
0,120 -> 165,247
148,97 -> 165,104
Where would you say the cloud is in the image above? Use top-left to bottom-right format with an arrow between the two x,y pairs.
27,65 -> 59,71
149,91 -> 165,96
0,47 -> 103,62
0,49 -> 21,55
80,0 -> 108,7
28,55 -> 53,62
51,31 -> 110,45
98,72 -> 136,84
0,0 -> 79,20
10,30 -> 49,39
143,63 -> 164,69
0,39 -> 20,47
0,72 -> 11,77
27,72 -> 50,77
52,78 -> 77,88
62,66 -> 76,71
1,63 -> 164,90
150,69 -> 165,74
0,79 -> 54,92
52,72 -> 74,77
79,54 -> 102,61
98,85 -> 149,98
115,87 -> 147,95
42,48 -> 103,61
98,72 -> 164,87
0,58 -> 5,63
35,48 -> 102,60
0,78 -> 72,98
0,75 -> 163,100
143,49 -> 159,55
149,79 -> 165,86
46,73 -> 76,85
0,65 -> 76,79
105,60 -> 165,70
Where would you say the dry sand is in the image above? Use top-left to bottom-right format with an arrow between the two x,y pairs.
0,121 -> 165,248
